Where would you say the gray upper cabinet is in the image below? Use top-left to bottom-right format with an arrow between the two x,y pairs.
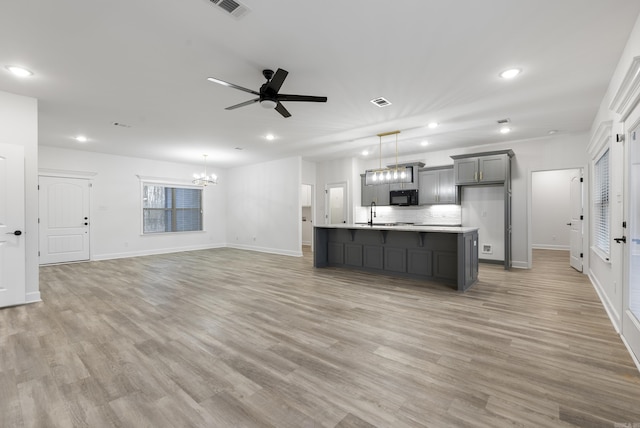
419,167 -> 457,205
361,175 -> 390,206
452,151 -> 513,185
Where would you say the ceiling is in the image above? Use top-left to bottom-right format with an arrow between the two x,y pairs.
1,0 -> 639,168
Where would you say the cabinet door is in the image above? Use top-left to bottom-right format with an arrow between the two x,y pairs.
419,170 -> 439,205
479,154 -> 506,183
376,183 -> 390,205
454,157 -> 479,184
361,176 -> 375,206
437,169 -> 457,203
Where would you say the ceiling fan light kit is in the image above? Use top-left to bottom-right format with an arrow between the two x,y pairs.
207,68 -> 327,118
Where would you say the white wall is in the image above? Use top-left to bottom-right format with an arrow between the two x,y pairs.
462,186 -> 504,261
0,91 -> 39,302
531,169 -> 579,250
226,156 -> 302,256
315,157 -> 355,225
39,146 -> 227,260
587,13 -> 640,331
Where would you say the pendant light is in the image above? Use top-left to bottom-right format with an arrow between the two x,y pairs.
364,130 -> 412,185
192,154 -> 218,186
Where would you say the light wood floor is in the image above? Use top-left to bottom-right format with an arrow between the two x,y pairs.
2,249 -> 640,427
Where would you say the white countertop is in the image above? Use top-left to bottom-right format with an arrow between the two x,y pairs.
314,224 -> 478,233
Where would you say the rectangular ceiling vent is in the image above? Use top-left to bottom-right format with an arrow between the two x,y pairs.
370,97 -> 392,108
207,0 -> 251,19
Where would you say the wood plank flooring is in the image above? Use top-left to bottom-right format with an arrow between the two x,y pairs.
2,248 -> 640,427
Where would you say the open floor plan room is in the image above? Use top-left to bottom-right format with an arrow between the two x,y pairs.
2,249 -> 639,427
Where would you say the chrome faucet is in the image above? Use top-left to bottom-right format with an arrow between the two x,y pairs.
368,201 -> 377,226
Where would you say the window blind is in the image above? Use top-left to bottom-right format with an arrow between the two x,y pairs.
593,149 -> 610,255
143,185 -> 202,233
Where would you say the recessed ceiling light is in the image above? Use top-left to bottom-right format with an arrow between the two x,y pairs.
265,134 -> 275,141
499,68 -> 521,79
75,135 -> 88,143
6,65 -> 33,77
420,140 -> 429,146
499,126 -> 511,134
548,130 -> 558,135
362,150 -> 369,156
235,147 -> 244,150
427,122 -> 438,129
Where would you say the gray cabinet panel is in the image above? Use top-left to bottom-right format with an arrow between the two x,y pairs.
438,169 -> 456,203
419,170 -> 439,204
363,245 -> 384,269
478,155 -> 506,183
454,157 -> 479,185
360,175 -> 390,206
434,251 -> 457,280
384,247 -> 407,273
345,243 -> 363,267
328,242 -> 344,264
419,168 -> 457,205
407,249 -> 433,276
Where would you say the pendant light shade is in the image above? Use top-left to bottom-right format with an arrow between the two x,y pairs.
192,154 -> 218,186
364,130 -> 413,185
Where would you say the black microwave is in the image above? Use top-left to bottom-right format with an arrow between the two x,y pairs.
390,189 -> 418,206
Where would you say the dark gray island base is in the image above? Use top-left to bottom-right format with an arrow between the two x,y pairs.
314,225 -> 479,292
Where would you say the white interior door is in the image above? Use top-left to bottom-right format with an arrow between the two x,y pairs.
569,172 -> 584,272
0,143 -> 26,307
623,120 -> 640,364
39,176 -> 90,264
326,182 -> 347,224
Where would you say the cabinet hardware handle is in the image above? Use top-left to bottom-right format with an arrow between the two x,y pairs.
474,172 -> 477,181
480,171 -> 483,181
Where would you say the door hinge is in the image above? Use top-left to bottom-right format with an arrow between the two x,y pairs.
580,215 -> 583,220
623,221 -> 627,228
580,177 -> 583,182
38,251 -> 40,257
580,253 -> 583,258
89,183 -> 93,188
37,184 -> 40,190
37,218 -> 40,224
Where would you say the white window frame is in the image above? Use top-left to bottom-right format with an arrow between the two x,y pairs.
137,176 -> 204,235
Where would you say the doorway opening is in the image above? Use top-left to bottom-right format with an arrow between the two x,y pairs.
325,182 -> 348,224
301,183 -> 313,253
530,168 -> 583,271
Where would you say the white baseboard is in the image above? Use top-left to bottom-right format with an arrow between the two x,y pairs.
226,243 -> 303,257
588,270 -> 621,333
25,291 -> 41,304
511,260 -> 530,269
532,244 -> 570,250
92,243 -> 227,261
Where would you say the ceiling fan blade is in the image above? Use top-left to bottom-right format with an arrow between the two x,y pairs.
225,98 -> 259,110
207,77 -> 260,96
274,102 -> 291,118
265,68 -> 289,94
277,94 -> 328,103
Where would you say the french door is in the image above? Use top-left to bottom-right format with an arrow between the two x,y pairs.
623,111 -> 640,364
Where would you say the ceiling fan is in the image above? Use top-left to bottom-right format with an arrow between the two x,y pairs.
207,68 -> 327,118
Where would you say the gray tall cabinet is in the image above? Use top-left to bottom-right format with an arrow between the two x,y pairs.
451,149 -> 514,269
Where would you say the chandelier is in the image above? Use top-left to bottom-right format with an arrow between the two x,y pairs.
192,154 -> 218,186
364,130 -> 412,185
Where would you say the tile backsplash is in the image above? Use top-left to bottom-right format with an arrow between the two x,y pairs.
354,205 -> 461,225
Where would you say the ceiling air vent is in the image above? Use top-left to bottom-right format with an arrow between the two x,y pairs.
207,0 -> 251,19
497,118 -> 511,124
370,97 -> 392,108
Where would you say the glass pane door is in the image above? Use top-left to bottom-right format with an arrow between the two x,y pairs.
630,125 -> 640,320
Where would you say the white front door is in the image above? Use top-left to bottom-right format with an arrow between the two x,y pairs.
0,143 -> 26,307
569,172 -> 584,272
39,176 -> 90,264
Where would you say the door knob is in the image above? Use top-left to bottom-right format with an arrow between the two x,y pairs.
614,236 -> 627,244
6,230 -> 22,236
566,222 -> 572,226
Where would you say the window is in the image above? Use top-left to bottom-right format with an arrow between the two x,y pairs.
143,184 -> 202,233
593,149 -> 610,256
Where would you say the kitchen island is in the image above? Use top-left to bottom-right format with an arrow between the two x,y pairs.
314,224 -> 479,291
